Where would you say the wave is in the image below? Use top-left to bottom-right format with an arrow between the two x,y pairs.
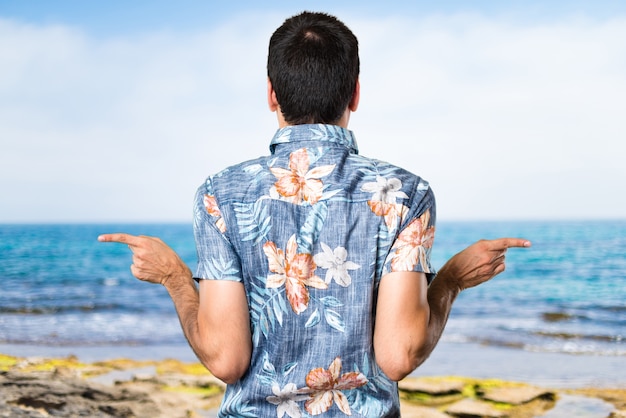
595,305 -> 626,314
531,330 -> 624,343
0,336 -> 167,347
456,335 -> 626,356
0,304 -> 126,315
541,311 -> 586,322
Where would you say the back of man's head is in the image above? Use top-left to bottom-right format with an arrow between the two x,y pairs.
268,11 -> 360,125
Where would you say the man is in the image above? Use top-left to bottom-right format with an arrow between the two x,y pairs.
100,11 -> 530,417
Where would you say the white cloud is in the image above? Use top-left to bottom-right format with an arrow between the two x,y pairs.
351,14 -> 626,220
0,16 -> 276,222
0,12 -> 624,222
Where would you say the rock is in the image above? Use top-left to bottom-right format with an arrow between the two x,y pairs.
445,398 -> 507,418
480,386 -> 555,405
609,410 -> 626,418
400,403 -> 452,417
0,370 -> 161,417
148,372 -> 226,390
400,377 -> 465,395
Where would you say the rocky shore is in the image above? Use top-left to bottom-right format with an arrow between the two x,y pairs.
1,353 -> 624,418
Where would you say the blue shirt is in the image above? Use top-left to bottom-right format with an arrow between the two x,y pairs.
194,124 -> 436,417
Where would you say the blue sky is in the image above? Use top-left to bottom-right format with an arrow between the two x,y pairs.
4,1 -> 624,30
3,1 -> 626,38
1,1 -> 625,222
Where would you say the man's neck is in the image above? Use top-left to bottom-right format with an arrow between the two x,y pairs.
276,108 -> 351,129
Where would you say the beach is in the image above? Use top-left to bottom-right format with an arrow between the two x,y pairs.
2,221 -> 625,416
1,341 -> 625,417
1,346 -> 625,417
2,341 -> 625,389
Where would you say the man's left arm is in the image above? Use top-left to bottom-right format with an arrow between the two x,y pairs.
98,233 -> 252,384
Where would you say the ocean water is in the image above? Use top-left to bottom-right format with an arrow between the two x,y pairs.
0,221 -> 624,359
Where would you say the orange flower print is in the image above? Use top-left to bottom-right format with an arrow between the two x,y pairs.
362,176 -> 409,230
304,357 -> 368,416
367,200 -> 408,231
203,194 -> 226,233
390,209 -> 435,273
263,235 -> 328,314
270,148 -> 335,205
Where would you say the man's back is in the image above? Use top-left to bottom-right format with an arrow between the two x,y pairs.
98,10 -> 530,417
193,124 -> 435,417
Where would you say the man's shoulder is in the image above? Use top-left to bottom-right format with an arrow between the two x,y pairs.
196,154 -> 273,199
213,154 -> 270,179
349,153 -> 430,186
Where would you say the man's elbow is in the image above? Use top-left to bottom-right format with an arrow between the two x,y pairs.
199,350 -> 251,385
375,332 -> 430,381
210,362 -> 249,385
377,354 -> 421,381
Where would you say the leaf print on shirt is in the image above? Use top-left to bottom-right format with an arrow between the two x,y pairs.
203,194 -> 226,233
270,148 -> 336,205
263,235 -> 328,314
313,243 -> 361,287
233,199 -> 272,244
266,383 -> 309,418
249,278 -> 289,343
219,384 -> 257,417
390,209 -> 435,273
361,176 -> 409,230
305,357 -> 368,416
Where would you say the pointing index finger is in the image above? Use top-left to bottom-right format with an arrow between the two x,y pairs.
491,237 -> 532,249
98,233 -> 140,246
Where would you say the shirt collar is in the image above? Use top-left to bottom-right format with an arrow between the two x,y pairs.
269,124 -> 359,155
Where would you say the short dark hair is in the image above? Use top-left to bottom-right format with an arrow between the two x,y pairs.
267,11 -> 360,125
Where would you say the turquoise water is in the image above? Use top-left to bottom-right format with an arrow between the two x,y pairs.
0,221 -> 624,357
434,220 -> 626,356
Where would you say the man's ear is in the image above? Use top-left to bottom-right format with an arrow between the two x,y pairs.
267,78 -> 279,112
349,79 -> 360,112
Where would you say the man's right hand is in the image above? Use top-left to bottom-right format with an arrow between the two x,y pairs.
98,233 -> 192,287
437,238 -> 531,291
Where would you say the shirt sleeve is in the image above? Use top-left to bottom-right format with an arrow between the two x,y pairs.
193,178 -> 243,282
382,182 -> 437,284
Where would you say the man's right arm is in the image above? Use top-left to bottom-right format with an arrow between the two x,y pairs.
420,237 -> 531,363
374,238 -> 530,381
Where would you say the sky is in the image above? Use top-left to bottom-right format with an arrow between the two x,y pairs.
1,0 -> 625,223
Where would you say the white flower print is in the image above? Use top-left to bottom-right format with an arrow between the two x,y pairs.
266,383 -> 309,418
313,243 -> 361,287
361,176 -> 408,203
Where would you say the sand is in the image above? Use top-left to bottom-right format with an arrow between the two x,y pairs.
1,350 -> 625,418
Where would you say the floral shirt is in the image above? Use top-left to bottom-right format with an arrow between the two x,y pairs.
193,124 -> 436,417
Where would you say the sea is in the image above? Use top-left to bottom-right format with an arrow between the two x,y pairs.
1,220 -> 625,388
